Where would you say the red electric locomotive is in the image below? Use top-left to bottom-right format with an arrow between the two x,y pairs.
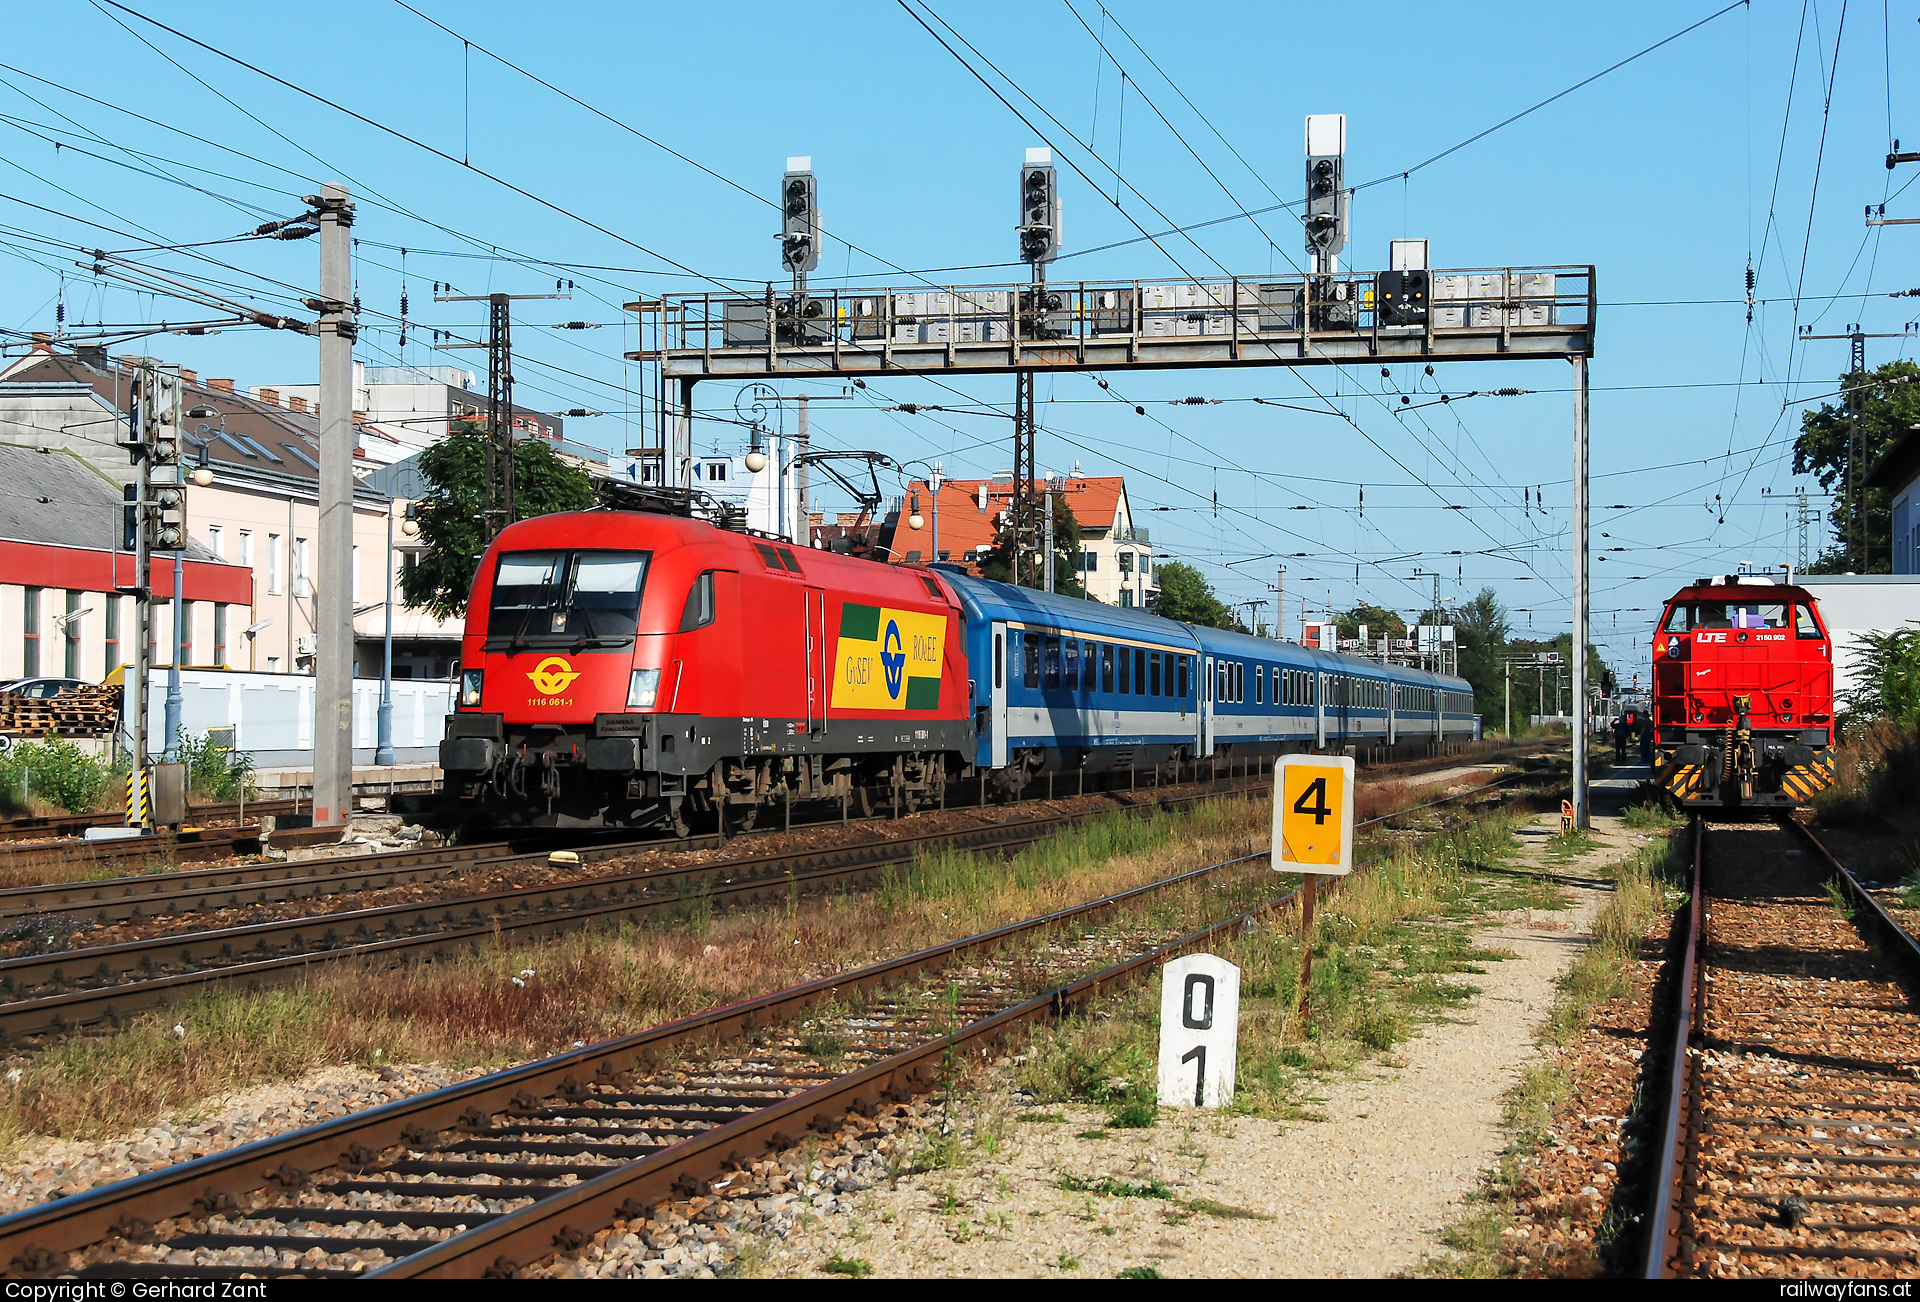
438,505 -> 974,830
1648,575 -> 1836,808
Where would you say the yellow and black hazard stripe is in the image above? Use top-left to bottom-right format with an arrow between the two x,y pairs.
1660,763 -> 1708,803
1779,750 -> 1837,804
125,767 -> 149,827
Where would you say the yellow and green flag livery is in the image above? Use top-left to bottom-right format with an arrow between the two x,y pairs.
832,603 -> 943,710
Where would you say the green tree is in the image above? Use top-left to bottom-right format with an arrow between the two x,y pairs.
1448,587 -> 1512,725
1839,622 -> 1920,729
399,423 -> 596,619
1793,359 -> 1920,573
1149,560 -> 1232,628
1335,603 -> 1408,641
977,492 -> 1085,596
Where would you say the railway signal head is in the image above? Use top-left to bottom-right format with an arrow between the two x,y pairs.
780,158 -> 820,275
1304,114 -> 1347,262
1019,147 -> 1061,266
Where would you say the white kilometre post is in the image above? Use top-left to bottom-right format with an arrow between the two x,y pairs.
1157,953 -> 1240,1108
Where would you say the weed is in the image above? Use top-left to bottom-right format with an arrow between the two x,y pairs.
1017,1111 -> 1066,1124
1823,878 -> 1856,921
1105,1084 -> 1158,1130
1621,799 -> 1680,832
1055,1252 -> 1081,1271
0,735 -> 114,815
1056,1174 -> 1174,1200
1182,1198 -> 1274,1221
1074,1129 -> 1109,1140
1117,1266 -> 1165,1279
822,1254 -> 872,1278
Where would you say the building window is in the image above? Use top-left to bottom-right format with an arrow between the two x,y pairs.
239,529 -> 253,569
64,591 -> 81,678
294,538 -> 310,597
103,596 -> 119,674
213,604 -> 227,668
180,600 -> 193,666
268,533 -> 282,594
208,525 -> 224,559
22,587 -> 40,676
1139,555 -> 1150,577
1084,552 -> 1098,572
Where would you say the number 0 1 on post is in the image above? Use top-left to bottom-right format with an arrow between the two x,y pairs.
1274,754 -> 1355,875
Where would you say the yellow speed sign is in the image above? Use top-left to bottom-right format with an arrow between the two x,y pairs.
1274,754 -> 1355,875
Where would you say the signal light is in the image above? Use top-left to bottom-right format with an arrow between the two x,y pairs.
1018,149 -> 1061,266
780,162 -> 820,275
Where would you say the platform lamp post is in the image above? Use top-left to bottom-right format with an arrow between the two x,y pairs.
173,407 -> 221,761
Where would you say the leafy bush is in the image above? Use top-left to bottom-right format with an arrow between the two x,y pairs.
1840,622 -> 1920,733
0,736 -> 115,814
174,730 -> 256,802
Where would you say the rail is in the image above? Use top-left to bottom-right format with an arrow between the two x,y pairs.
0,768 -> 1542,1277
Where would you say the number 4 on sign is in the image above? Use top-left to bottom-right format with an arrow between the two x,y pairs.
1274,754 -> 1355,875
1157,953 -> 1239,1108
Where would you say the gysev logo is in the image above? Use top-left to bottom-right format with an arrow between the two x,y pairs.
832,603 -> 942,711
527,655 -> 582,701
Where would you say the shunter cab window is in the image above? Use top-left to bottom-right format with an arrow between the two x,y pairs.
1661,601 -> 1789,632
1795,604 -> 1823,639
488,549 -> 648,647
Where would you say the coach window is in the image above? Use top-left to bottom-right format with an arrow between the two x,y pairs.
1133,647 -> 1147,695
1024,631 -> 1040,689
1064,639 -> 1080,691
1215,660 -> 1227,702
1146,651 -> 1160,696
994,632 -> 1004,689
1045,636 -> 1062,689
1117,645 -> 1131,694
1102,644 -> 1115,693
1795,604 -> 1822,639
1177,655 -> 1189,700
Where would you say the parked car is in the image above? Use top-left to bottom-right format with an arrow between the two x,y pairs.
0,677 -> 93,699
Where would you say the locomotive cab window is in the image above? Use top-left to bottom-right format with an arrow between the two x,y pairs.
679,571 -> 716,631
1795,604 -> 1822,639
488,549 -> 648,648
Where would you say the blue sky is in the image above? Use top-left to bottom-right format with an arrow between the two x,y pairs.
0,1 -> 1910,671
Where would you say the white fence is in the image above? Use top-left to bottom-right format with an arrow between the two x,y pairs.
122,669 -> 453,767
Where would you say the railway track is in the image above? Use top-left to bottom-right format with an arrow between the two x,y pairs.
0,774 -> 1314,1044
0,755 -> 1536,1043
0,761 -> 1535,1278
1643,816 -> 1920,1278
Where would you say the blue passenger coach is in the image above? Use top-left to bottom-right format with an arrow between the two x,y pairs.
940,569 -> 1477,795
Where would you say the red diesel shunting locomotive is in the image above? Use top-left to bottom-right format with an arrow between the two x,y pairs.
439,507 -> 973,831
1649,574 -> 1837,808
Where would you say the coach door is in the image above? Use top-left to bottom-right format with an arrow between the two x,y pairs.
805,587 -> 827,738
989,623 -> 1010,769
1200,656 -> 1215,757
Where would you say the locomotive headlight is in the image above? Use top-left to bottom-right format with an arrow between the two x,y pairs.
459,669 -> 485,708
627,668 -> 661,709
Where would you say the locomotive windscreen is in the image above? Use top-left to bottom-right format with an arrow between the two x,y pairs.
486,549 -> 650,648
1660,601 -> 1820,637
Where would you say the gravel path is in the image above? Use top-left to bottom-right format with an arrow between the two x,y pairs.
754,806 -> 1649,1279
